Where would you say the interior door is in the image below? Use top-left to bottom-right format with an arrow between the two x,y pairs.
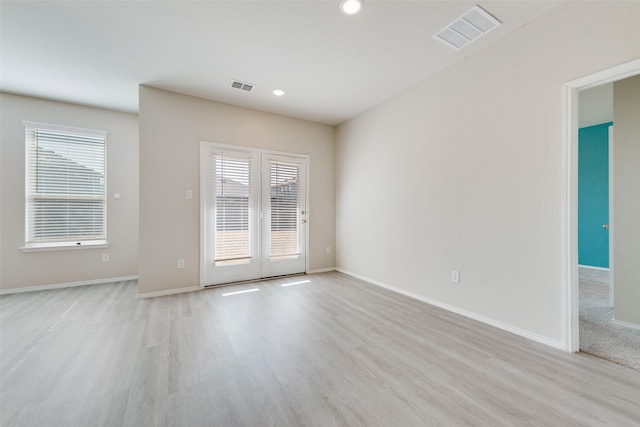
201,144 -> 307,286
577,122 -> 611,269
261,155 -> 307,278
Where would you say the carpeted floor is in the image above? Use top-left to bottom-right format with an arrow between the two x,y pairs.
579,267 -> 640,371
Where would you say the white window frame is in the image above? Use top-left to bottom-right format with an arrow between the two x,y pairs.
22,121 -> 109,252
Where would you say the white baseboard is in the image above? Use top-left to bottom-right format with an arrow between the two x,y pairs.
336,268 -> 564,351
611,319 -> 640,331
137,285 -> 201,299
308,267 -> 336,274
578,264 -> 610,271
0,275 -> 138,295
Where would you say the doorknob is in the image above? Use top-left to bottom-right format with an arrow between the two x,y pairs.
602,224 -> 609,229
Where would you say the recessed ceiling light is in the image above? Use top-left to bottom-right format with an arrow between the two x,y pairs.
272,89 -> 285,97
340,0 -> 363,16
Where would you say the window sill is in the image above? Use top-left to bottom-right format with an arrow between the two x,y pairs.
21,241 -> 109,253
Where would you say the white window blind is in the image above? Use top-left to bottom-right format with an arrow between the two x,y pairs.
24,122 -> 106,246
269,160 -> 300,260
214,152 -> 253,264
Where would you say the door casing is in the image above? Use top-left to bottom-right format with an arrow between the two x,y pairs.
562,59 -> 640,352
200,141 -> 310,287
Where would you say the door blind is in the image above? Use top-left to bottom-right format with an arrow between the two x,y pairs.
269,160 -> 300,259
25,125 -> 106,244
214,153 -> 253,264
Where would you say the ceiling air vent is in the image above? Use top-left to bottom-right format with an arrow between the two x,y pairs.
231,80 -> 255,92
433,5 -> 501,51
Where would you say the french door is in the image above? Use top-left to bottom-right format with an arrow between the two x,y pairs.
201,143 -> 307,286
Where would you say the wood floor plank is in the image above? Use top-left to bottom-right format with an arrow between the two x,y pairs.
1,273 -> 640,426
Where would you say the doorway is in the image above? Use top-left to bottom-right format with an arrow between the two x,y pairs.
563,58 -> 640,352
200,142 -> 308,286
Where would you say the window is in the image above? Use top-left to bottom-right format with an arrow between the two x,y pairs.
214,151 -> 254,265
23,121 -> 107,249
268,159 -> 301,260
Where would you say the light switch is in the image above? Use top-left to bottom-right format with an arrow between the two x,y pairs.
114,193 -> 121,199
185,190 -> 193,200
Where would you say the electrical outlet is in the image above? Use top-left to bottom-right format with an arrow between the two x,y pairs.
102,253 -> 109,262
177,259 -> 185,269
326,246 -> 332,254
451,270 -> 460,283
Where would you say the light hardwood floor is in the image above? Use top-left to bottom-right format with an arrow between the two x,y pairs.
1,272 -> 640,426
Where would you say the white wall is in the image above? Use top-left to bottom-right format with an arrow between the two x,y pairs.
613,74 -> 640,326
579,83 -> 613,128
336,2 -> 640,345
0,93 -> 139,290
138,86 -> 335,295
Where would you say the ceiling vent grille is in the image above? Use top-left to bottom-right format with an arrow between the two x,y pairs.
231,80 -> 255,92
433,5 -> 501,51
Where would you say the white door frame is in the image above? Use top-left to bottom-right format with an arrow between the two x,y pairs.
200,141 -> 310,287
561,58 -> 640,352
608,125 -> 614,308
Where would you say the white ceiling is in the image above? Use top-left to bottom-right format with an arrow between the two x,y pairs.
0,1 -> 561,125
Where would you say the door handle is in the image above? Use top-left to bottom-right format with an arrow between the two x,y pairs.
602,224 -> 609,229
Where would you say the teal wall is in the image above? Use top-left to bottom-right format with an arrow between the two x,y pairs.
578,122 -> 612,268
